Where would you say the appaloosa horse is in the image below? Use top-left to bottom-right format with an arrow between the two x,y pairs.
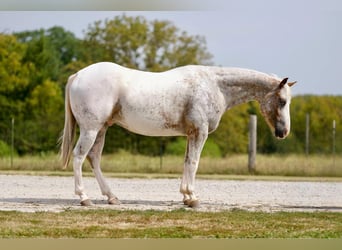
60,62 -> 296,207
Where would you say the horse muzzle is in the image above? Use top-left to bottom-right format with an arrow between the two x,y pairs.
275,127 -> 289,139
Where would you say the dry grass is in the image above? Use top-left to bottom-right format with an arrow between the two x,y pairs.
0,209 -> 341,238
0,152 -> 341,177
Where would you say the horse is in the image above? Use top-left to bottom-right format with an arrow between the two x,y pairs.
60,62 -> 296,208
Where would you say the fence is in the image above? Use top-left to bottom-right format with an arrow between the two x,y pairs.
247,113 -> 340,173
0,112 -> 340,159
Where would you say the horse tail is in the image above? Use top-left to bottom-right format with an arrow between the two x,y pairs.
59,74 -> 77,169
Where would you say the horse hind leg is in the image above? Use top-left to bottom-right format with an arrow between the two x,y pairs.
87,126 -> 120,205
73,128 -> 98,206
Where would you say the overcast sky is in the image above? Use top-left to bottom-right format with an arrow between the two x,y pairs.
0,0 -> 341,96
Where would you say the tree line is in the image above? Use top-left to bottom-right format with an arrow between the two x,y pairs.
0,14 -> 341,156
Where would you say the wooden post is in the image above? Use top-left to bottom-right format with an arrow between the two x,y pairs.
333,120 -> 336,166
11,118 -> 14,168
248,115 -> 257,174
159,138 -> 163,170
305,113 -> 310,155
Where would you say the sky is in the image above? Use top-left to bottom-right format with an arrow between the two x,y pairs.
0,0 -> 341,96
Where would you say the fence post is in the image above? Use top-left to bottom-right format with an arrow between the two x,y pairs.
159,138 -> 163,170
305,113 -> 310,155
333,120 -> 336,166
248,115 -> 257,174
11,117 -> 14,168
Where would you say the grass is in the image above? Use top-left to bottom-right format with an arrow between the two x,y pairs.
0,152 -> 341,178
0,209 -> 341,238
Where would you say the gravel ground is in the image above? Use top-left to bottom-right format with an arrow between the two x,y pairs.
0,174 -> 341,213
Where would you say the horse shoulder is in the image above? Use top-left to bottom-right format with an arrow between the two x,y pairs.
177,74 -> 226,134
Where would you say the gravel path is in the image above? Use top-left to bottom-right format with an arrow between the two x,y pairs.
0,174 -> 341,213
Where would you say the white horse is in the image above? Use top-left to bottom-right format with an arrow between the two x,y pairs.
60,62 -> 296,207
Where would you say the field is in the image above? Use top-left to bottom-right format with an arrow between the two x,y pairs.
0,209 -> 341,238
0,152 -> 341,177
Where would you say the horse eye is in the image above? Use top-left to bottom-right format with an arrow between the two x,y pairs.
279,99 -> 286,107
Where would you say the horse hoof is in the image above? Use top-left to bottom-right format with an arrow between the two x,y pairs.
189,199 -> 200,208
108,197 -> 121,205
183,199 -> 191,206
80,199 -> 93,206
183,199 -> 200,208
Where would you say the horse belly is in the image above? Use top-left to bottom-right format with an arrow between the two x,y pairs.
116,108 -> 185,137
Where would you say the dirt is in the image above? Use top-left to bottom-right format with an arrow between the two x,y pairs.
0,174 -> 341,213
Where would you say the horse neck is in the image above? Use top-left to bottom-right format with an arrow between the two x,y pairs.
210,67 -> 278,108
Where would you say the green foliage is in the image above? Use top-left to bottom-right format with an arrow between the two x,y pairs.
289,95 -> 342,154
165,138 -> 186,155
15,27 -> 81,84
255,95 -> 342,154
210,103 -> 251,156
82,14 -> 212,70
0,140 -> 14,156
165,137 -> 221,157
0,34 -> 31,120
0,30 -> 69,154
25,79 -> 64,153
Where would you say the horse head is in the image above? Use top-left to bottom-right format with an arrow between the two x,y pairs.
260,77 -> 296,139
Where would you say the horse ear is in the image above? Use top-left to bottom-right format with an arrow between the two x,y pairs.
279,78 -> 288,89
288,81 -> 297,87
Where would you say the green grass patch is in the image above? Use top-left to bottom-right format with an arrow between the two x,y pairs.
0,209 -> 341,238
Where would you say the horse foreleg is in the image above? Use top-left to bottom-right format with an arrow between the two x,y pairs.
73,129 -> 98,206
87,126 -> 120,205
180,129 -> 208,208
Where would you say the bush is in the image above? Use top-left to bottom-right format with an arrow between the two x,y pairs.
165,137 -> 222,157
0,140 -> 15,156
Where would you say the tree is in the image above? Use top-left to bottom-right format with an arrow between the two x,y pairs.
0,34 -> 32,146
0,34 -> 31,110
82,14 -> 213,71
11,28 -> 80,153
16,27 -> 81,85
22,79 -> 64,153
144,20 -> 212,71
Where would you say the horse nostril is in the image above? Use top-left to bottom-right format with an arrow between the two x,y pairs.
275,128 -> 288,139
275,130 -> 281,138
